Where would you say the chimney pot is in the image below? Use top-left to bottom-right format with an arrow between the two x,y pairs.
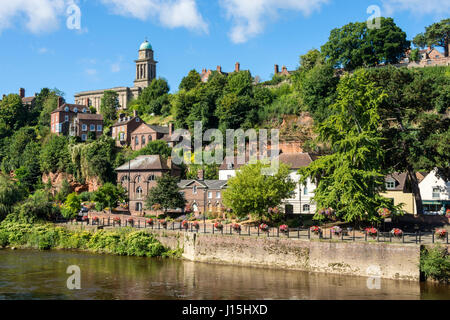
274,64 -> 279,75
217,65 -> 221,73
235,62 -> 240,72
19,88 -> 25,98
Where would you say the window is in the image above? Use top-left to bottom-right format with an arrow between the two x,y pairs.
386,180 -> 396,190
148,175 -> 155,181
136,202 -> 143,212
82,124 -> 87,132
74,108 -> 78,113
303,187 -> 308,195
216,192 -> 221,199
135,176 -> 141,183
65,107 -> 69,112
432,187 -> 440,199
121,176 -> 129,183
97,125 -> 102,132
142,136 -> 146,145
303,204 -> 310,212
65,115 -> 69,122
136,118 -> 140,122
81,134 -> 87,141
135,136 -> 139,146
119,132 -> 125,141
193,186 -> 197,194
58,124 -> 62,133
90,124 -> 95,132
208,191 -> 212,199
136,187 -> 143,199
148,135 -> 152,142
227,163 -> 234,170
82,108 -> 87,113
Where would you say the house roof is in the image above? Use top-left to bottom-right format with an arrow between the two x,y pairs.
22,97 -> 36,104
178,180 -> 228,190
115,155 -> 178,171
385,173 -> 408,191
219,152 -> 316,170
52,103 -> 89,114
145,124 -> 169,134
112,116 -> 142,127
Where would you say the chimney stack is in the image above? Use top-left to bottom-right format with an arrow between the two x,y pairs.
274,64 -> 279,75
57,97 -> 63,108
133,110 -> 138,118
19,88 -> 25,98
217,65 -> 222,73
197,169 -> 204,181
282,65 -> 287,72
235,62 -> 240,72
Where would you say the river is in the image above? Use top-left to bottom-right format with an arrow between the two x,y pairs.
0,249 -> 448,300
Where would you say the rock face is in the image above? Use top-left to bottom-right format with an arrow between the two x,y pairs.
42,172 -> 102,194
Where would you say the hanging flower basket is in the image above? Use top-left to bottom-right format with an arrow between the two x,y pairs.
193,222 -> 200,230
232,224 -> 241,232
113,217 -> 121,225
214,222 -> 223,230
378,208 -> 391,219
159,219 -> 168,228
365,227 -> 378,238
259,224 -> 269,232
146,219 -> 154,226
436,229 -> 448,239
268,207 -> 280,215
82,216 -> 89,222
182,220 -> 189,230
391,228 -> 403,238
184,205 -> 193,214
330,226 -> 342,236
279,225 -> 289,234
92,216 -> 99,224
310,226 -> 321,235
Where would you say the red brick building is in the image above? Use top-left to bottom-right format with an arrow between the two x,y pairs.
116,155 -> 182,216
50,103 -> 103,141
111,112 -> 143,147
130,122 -> 173,151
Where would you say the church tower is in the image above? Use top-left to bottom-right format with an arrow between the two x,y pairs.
134,40 -> 157,89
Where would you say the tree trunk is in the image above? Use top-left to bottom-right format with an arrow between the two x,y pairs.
445,37 -> 449,57
407,168 -> 423,216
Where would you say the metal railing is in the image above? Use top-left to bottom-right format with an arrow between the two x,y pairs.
64,218 -> 449,245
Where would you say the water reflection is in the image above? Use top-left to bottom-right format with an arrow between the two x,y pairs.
0,250 -> 448,300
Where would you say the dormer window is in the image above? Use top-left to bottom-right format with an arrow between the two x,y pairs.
193,186 -> 197,194
82,108 -> 87,113
74,108 -> 78,113
65,107 -> 69,112
386,179 -> 396,190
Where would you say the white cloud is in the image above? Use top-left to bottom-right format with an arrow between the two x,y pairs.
0,0 -> 67,34
219,0 -> 329,43
85,68 -> 97,76
101,0 -> 208,33
382,0 -> 450,16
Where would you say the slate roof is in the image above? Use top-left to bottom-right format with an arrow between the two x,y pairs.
112,116 -> 141,127
385,173 -> 408,191
144,124 -> 169,134
115,155 -> 177,171
77,113 -> 103,121
52,103 -> 89,114
178,180 -> 228,190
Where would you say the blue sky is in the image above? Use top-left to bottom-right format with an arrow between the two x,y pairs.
0,0 -> 448,103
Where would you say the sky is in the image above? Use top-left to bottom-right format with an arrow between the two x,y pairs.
0,0 -> 449,103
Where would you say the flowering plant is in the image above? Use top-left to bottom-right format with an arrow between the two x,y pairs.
446,209 -> 450,218
146,219 -> 154,225
92,216 -> 99,222
232,223 -> 241,232
378,208 -> 391,219
268,207 -> 280,215
259,224 -> 269,232
113,217 -> 121,224
435,229 -> 448,239
391,228 -> 403,237
317,208 -> 335,219
214,222 -> 223,230
279,225 -> 289,233
152,204 -> 161,211
82,216 -> 89,221
159,219 -> 167,228
185,204 -> 193,214
330,226 -> 342,235
182,220 -> 189,230
193,221 -> 200,230
365,227 -> 378,237
310,226 -> 321,235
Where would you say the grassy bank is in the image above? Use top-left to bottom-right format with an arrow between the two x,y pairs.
0,221 -> 177,258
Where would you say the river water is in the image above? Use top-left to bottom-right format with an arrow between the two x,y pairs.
0,249 -> 448,300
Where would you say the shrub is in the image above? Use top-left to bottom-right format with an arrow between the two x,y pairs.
420,246 -> 450,283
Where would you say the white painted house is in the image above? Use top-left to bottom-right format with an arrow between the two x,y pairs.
419,170 -> 450,215
218,153 -> 318,215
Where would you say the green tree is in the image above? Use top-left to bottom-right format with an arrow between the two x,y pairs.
11,190 -> 58,223
40,135 -> 71,173
55,179 -> 72,203
413,19 -> 450,57
145,174 -> 185,213
93,183 -> 127,211
300,49 -> 324,71
223,161 -> 296,221
137,78 -> 171,115
38,89 -> 64,127
298,69 -> 398,223
179,69 -> 202,91
322,18 -> 409,70
62,192 -> 81,219
100,91 -> 120,126
0,175 -> 23,221
0,94 -> 28,137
